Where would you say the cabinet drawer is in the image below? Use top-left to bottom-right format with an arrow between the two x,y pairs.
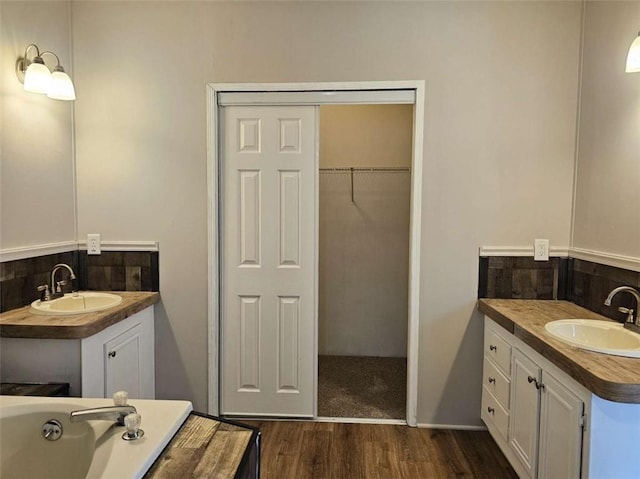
483,357 -> 510,409
484,325 -> 512,374
482,386 -> 509,443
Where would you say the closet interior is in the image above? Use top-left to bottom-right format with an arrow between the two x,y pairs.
318,104 -> 412,420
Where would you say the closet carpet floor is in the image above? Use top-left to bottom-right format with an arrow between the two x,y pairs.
318,355 -> 406,419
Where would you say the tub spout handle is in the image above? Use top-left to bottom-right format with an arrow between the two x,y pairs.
122,413 -> 144,441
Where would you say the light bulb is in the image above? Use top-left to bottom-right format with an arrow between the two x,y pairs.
625,33 -> 640,73
47,68 -> 76,101
23,58 -> 51,93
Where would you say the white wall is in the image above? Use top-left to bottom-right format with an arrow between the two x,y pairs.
573,1 -> 640,260
0,1 -> 75,251
71,1 -> 582,425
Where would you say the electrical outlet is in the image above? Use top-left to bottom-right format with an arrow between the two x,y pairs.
87,234 -> 101,255
534,239 -> 549,261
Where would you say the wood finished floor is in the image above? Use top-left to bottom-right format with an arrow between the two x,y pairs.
244,420 -> 517,479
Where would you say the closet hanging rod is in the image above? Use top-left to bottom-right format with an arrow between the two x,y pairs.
318,166 -> 411,172
319,166 -> 411,203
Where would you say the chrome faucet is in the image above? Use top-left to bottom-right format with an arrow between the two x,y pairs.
49,263 -> 77,299
604,286 -> 640,333
69,405 -> 137,427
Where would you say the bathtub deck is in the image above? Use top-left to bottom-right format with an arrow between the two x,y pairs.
144,413 -> 259,478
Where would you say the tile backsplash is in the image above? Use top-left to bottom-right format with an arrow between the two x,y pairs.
478,257 -> 568,300
78,251 -> 159,292
568,258 -> 640,322
0,251 -> 77,313
479,256 -> 640,322
0,250 -> 159,313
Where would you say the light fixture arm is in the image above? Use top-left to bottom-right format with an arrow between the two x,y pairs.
40,51 -> 66,73
16,43 -> 45,83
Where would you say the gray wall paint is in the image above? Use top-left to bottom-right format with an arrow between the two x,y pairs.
71,1 -> 582,425
318,171 -> 411,357
573,1 -> 640,259
0,1 -> 75,250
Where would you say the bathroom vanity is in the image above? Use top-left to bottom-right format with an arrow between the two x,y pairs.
478,299 -> 640,479
0,292 -> 159,398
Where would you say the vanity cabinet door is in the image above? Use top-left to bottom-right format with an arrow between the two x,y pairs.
509,349 -> 541,479
537,370 -> 584,479
81,307 -> 155,399
104,323 -> 143,399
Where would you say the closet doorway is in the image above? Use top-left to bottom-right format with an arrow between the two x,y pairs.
318,105 -> 412,421
207,82 -> 425,426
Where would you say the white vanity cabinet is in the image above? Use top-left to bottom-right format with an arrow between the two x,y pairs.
482,317 -> 588,479
81,307 -> 155,399
0,306 -> 155,399
481,321 -> 511,444
509,348 -> 585,479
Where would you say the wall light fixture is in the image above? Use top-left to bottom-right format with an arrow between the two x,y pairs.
626,31 -> 640,73
16,44 -> 76,100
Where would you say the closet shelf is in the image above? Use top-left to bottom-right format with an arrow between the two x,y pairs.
319,166 -> 411,203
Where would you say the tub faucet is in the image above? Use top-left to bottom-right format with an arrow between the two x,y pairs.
604,286 -> 640,333
69,405 -> 137,427
49,263 -> 77,299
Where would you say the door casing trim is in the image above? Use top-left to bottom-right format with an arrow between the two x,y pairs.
207,81 -> 425,426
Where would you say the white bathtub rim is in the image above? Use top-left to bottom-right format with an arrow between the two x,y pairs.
0,395 -> 193,479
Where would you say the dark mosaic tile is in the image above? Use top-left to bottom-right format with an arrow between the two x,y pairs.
126,266 -> 142,291
124,252 -> 151,268
557,258 -> 569,300
91,252 -> 126,267
77,253 -> 88,290
151,252 -> 159,292
478,257 -> 488,298
140,266 -> 152,291
13,258 -> 32,278
1,278 -> 27,312
87,266 -> 109,291
110,266 -> 126,291
0,262 -> 15,282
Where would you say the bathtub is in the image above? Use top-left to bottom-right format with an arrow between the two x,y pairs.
0,395 -> 192,479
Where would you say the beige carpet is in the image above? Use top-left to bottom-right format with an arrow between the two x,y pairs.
318,355 -> 407,419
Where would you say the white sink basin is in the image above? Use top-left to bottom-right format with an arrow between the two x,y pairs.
30,292 -> 122,316
545,319 -> 640,358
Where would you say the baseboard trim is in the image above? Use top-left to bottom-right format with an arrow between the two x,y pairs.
77,240 -> 159,252
479,246 -> 569,257
417,423 -> 487,431
569,247 -> 640,273
0,241 -> 78,262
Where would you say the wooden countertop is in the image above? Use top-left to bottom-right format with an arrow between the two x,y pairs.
145,413 -> 259,479
478,299 -> 640,403
0,292 -> 159,339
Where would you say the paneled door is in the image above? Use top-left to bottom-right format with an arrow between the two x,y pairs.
220,105 -> 317,417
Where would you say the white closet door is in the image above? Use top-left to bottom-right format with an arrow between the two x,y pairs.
221,105 -> 317,417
